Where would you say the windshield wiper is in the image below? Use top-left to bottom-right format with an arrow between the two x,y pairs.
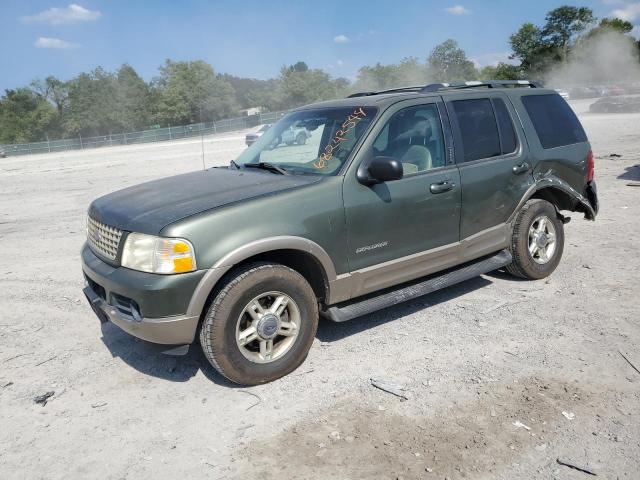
243,162 -> 290,175
229,159 -> 240,170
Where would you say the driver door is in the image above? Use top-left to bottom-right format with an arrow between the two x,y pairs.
342,98 -> 461,297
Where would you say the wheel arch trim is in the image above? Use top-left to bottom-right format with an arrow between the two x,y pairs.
508,177 -> 596,223
186,236 -> 337,318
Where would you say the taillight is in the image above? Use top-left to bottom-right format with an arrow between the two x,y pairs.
587,150 -> 595,183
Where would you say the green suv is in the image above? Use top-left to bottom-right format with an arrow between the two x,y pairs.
82,81 -> 599,385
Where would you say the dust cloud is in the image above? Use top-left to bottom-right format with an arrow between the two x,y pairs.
546,30 -> 640,88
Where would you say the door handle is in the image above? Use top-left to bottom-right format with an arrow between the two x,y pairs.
512,163 -> 530,175
430,181 -> 455,194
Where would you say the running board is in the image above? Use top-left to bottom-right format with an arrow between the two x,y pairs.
323,249 -> 512,323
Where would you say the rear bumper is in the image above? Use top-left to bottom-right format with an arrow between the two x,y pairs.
81,243 -> 204,344
586,181 -> 599,217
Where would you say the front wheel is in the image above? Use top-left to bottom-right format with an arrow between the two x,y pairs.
506,199 -> 565,279
296,133 -> 307,145
199,263 -> 318,385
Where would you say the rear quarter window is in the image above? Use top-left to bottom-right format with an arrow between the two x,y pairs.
521,94 -> 587,149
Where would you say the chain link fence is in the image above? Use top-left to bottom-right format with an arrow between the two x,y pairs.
1,110 -> 288,157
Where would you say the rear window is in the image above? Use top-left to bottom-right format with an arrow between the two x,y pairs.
452,98 -> 501,162
521,94 -> 587,149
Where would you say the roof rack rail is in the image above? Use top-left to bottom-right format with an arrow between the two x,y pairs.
347,85 -> 425,98
420,80 -> 541,93
347,80 -> 541,98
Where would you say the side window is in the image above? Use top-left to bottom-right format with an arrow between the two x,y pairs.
521,94 -> 587,149
372,104 -> 445,175
452,98 -> 501,162
493,98 -> 517,154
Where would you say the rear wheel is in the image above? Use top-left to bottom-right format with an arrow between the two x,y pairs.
506,199 -> 565,279
199,263 -> 318,385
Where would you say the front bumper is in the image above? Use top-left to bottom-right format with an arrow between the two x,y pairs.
81,243 -> 205,344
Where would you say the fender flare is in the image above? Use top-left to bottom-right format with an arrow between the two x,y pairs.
186,236 -> 337,318
508,176 -> 596,223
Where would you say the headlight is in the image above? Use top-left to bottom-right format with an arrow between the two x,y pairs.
121,233 -> 196,274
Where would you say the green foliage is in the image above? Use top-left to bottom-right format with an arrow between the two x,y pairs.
542,6 -> 595,60
427,39 -> 478,83
353,57 -> 429,91
0,88 -> 57,143
479,63 -> 524,80
597,18 -> 634,34
275,61 -> 347,109
153,60 -> 237,125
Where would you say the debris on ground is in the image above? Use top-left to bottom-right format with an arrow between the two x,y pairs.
91,402 -> 108,408
626,183 -> 640,187
1,381 -> 13,388
238,390 -> 262,410
619,351 -> 640,376
562,411 -> 576,420
608,153 -> 622,158
370,378 -> 410,401
557,458 -> 597,476
512,420 -> 531,431
34,391 -> 55,406
35,356 -> 57,367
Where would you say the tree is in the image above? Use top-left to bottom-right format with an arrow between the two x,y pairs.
275,61 -> 346,109
427,39 -> 477,83
479,63 -> 523,80
542,6 -> 595,61
153,60 -> 237,126
63,67 -> 120,136
0,88 -> 57,143
352,57 -> 429,91
115,64 -> 152,131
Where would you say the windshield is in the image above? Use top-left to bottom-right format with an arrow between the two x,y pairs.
236,106 -> 377,175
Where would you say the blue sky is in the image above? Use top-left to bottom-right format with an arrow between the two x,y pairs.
2,0 -> 639,92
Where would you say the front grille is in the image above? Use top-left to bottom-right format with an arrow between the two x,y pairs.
87,216 -> 123,260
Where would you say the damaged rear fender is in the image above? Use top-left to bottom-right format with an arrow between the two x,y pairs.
509,176 -> 597,222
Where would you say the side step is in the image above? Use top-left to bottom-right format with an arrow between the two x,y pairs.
323,249 -> 512,323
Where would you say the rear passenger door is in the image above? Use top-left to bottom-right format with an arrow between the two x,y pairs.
445,93 -> 534,240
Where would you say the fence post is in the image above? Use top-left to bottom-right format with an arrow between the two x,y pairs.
79,134 -> 83,150
168,124 -> 172,140
46,134 -> 51,153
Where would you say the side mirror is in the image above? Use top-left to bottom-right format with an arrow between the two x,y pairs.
358,156 -> 403,185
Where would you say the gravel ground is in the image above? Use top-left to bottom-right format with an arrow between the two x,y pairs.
1,99 -> 639,479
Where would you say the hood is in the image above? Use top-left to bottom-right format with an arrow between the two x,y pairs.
88,168 -> 321,234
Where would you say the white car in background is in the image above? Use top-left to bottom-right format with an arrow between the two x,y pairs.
245,124 -> 272,147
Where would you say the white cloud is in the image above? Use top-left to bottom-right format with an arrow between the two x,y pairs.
336,59 -> 345,67
333,34 -> 350,44
445,5 -> 471,15
22,4 -> 101,25
34,37 -> 79,49
611,2 -> 640,21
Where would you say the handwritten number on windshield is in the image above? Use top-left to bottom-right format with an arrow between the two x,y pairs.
314,107 -> 367,169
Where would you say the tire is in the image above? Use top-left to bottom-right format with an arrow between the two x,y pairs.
506,199 -> 565,279
199,262 -> 318,385
296,133 -> 307,145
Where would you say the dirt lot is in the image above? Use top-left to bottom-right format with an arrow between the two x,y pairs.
1,99 -> 639,479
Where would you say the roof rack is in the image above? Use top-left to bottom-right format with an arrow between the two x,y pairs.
347,80 -> 541,98
421,80 -> 541,92
347,85 -> 425,98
